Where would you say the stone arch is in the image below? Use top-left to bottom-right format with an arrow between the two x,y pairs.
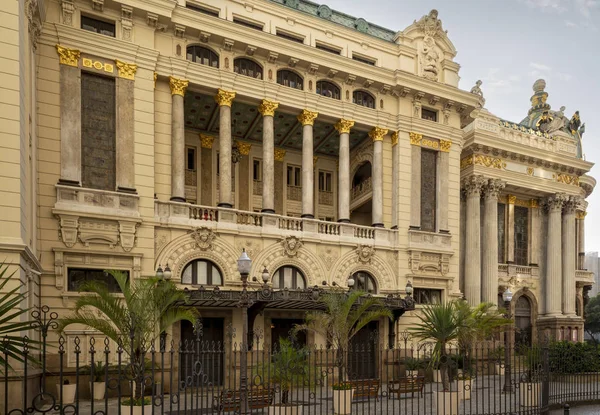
350,146 -> 373,180
329,249 -> 395,291
511,288 -> 539,344
155,232 -> 239,283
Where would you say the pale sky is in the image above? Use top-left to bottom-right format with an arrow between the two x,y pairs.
320,0 -> 600,251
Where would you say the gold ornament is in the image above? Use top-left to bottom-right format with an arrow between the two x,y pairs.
55,45 -> 80,67
200,134 -> 214,149
115,60 -> 137,80
214,89 -> 236,107
507,195 -> 517,205
153,72 -> 158,88
439,139 -> 452,152
391,131 -> 399,146
274,148 -> 286,162
409,132 -> 423,146
530,199 -> 539,208
169,76 -> 189,96
297,109 -> 318,126
368,127 -> 388,142
258,99 -> 279,117
237,141 -> 252,155
334,119 -> 354,134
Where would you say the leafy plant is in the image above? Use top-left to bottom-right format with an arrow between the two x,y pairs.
548,341 -> 600,374
585,294 -> 600,345
331,382 -> 353,390
404,357 -> 423,371
83,361 -> 107,382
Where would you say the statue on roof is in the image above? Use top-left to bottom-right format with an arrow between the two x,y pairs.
567,111 -> 581,135
470,80 -> 485,107
545,106 -> 568,134
415,9 -> 445,38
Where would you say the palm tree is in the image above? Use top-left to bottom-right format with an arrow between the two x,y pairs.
58,270 -> 197,403
294,289 -> 392,383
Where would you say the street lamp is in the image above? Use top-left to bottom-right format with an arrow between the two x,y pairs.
155,266 -> 164,279
347,274 -> 355,290
163,264 -> 172,279
261,267 -> 270,285
405,280 -> 413,297
502,287 -> 514,393
237,249 -> 252,415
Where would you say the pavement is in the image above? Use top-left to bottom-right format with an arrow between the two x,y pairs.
550,405 -> 600,415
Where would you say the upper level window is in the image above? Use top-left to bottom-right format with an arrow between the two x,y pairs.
186,3 -> 219,17
514,206 -> 529,265
319,171 -> 332,192
352,54 -> 376,66
253,159 -> 262,181
68,268 -> 127,293
316,81 -> 340,100
287,165 -> 301,187
234,58 -> 263,79
353,90 -> 375,109
316,42 -> 341,55
181,259 -> 223,286
420,149 -> 437,232
422,108 -> 438,122
186,45 -> 219,68
351,271 -> 377,293
414,288 -> 442,304
276,30 -> 305,44
81,15 -> 115,37
273,266 -> 306,290
277,70 -> 303,90
233,17 -> 264,31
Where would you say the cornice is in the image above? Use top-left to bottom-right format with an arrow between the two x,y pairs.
113,0 -> 177,18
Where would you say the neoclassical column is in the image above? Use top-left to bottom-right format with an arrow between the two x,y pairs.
462,175 -> 486,306
482,179 -> 505,305
562,197 -> 578,316
215,89 -> 236,207
506,195 -> 516,263
258,99 -> 279,213
334,119 -> 354,223
437,140 -> 452,232
544,193 -> 567,317
409,132 -> 422,229
369,127 -> 388,227
391,132 -> 399,229
115,60 -> 137,193
298,109 -> 318,218
169,76 -> 189,202
529,199 -> 541,266
577,210 -> 587,270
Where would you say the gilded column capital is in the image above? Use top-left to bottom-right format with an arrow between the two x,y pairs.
483,179 -> 505,200
153,72 -> 158,88
258,99 -> 279,117
507,195 -> 517,205
115,60 -> 137,80
237,141 -> 252,155
200,134 -> 214,149
391,131 -> 399,146
313,156 -> 318,165
368,127 -> 388,142
215,89 -> 236,107
576,211 -> 587,220
543,193 -> 567,213
169,76 -> 189,96
461,175 -> 486,198
55,45 -> 80,67
297,109 -> 318,126
530,199 -> 540,208
409,132 -> 423,146
439,139 -> 452,152
334,119 -> 354,134
274,148 -> 286,162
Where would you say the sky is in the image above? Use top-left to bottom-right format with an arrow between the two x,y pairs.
321,0 -> 600,251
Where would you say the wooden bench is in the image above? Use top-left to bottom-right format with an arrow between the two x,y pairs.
213,388 -> 274,413
388,376 -> 425,398
349,379 -> 380,401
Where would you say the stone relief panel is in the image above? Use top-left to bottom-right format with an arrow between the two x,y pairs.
330,248 -> 395,290
281,236 -> 303,257
56,214 -> 140,252
319,247 -> 340,270
235,239 -> 262,260
408,251 -> 450,276
154,230 -> 169,256
190,227 -> 217,250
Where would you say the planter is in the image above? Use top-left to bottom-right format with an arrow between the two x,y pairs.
120,405 -> 154,415
433,370 -> 443,383
456,379 -> 472,400
519,382 -> 541,407
495,363 -> 505,375
268,405 -> 303,415
435,391 -> 460,415
56,384 -> 76,404
407,370 -> 419,378
332,389 -> 353,415
90,381 -> 105,400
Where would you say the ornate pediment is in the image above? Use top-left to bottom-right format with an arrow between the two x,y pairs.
55,214 -> 140,252
408,251 -> 450,276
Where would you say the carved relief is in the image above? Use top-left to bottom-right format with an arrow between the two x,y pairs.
190,227 -> 217,250
281,236 -> 303,257
483,179 -> 505,200
236,239 -> 262,260
408,251 -> 450,276
320,247 -> 339,270
356,245 -> 375,264
155,230 -> 169,255
461,175 -> 487,197
420,36 -> 440,81
61,0 -> 74,26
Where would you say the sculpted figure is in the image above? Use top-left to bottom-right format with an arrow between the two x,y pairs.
421,36 -> 439,80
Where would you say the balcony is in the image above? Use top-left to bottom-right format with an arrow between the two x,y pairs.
497,264 -> 540,278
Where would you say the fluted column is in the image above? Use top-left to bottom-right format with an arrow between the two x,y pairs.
258,99 -> 279,213
169,77 -> 189,202
369,127 -> 388,227
391,132 -> 399,229
482,179 -> 505,304
409,132 -> 422,229
215,89 -> 236,207
577,210 -> 587,270
462,175 -> 486,306
545,193 -> 567,317
335,119 -> 354,223
562,197 -> 578,316
298,110 -> 318,218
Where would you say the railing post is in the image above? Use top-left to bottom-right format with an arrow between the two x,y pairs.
563,403 -> 570,414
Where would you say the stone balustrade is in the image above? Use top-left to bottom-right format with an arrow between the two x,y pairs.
497,263 -> 539,278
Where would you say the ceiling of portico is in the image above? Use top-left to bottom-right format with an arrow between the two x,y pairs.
184,92 -> 369,156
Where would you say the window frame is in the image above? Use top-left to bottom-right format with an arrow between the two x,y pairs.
352,53 -> 376,66
81,14 -> 116,37
350,271 -> 377,294
253,158 -> 262,181
287,165 -> 302,187
315,42 -> 342,55
276,69 -> 304,90
186,45 -> 220,68
273,266 -> 306,290
234,58 -> 263,80
276,29 -> 305,44
421,107 -> 438,122
67,268 -> 128,293
352,90 -> 375,109
316,80 -> 341,100
181,259 -> 224,286
318,171 -> 333,192
413,288 -> 442,305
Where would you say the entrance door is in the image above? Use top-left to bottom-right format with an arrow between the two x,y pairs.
348,321 -> 378,380
270,319 -> 306,351
180,318 -> 224,386
515,296 -> 532,347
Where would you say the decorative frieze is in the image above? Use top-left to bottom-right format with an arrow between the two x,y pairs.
115,60 -> 137,80
460,154 -> 506,170
82,57 -> 114,74
237,141 -> 252,155
409,132 -> 422,146
439,139 -> 451,152
554,173 -> 580,186
56,45 -> 80,67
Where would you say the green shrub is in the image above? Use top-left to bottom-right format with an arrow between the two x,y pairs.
548,341 -> 600,374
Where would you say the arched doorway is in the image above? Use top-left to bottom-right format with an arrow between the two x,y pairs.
514,296 -> 533,347
270,266 -> 308,350
348,271 -> 378,379
350,162 -> 372,226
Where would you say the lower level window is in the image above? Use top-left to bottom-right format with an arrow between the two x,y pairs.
68,268 -> 127,293
273,266 -> 306,289
413,288 -> 442,304
181,259 -> 223,286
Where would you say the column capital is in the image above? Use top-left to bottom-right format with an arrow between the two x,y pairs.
563,196 -> 579,215
507,195 -> 517,205
483,179 -> 505,200
215,88 -> 236,106
115,59 -> 137,80
461,175 -> 486,197
530,199 -> 540,208
334,119 -> 354,134
258,99 -> 279,117
169,76 -> 189,96
439,139 -> 452,152
391,131 -> 399,146
409,132 -> 423,146
274,148 -> 286,161
368,127 -> 388,142
237,140 -> 252,155
543,193 -> 567,212
313,156 -> 318,165
200,134 -> 214,149
55,44 -> 80,67
297,109 -> 318,126
576,210 -> 587,219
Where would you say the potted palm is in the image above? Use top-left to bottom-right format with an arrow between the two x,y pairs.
404,357 -> 423,378
58,270 -> 197,415
57,379 -> 77,404
294,289 -> 392,415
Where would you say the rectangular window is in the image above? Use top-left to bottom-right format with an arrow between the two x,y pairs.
498,203 -> 506,263
287,165 -> 301,187
276,30 -> 305,44
186,3 -> 219,17
187,147 -> 196,171
68,268 -> 128,293
319,171 -> 333,192
81,15 -> 115,37
316,42 -> 341,55
420,149 -> 437,232
413,288 -> 442,304
81,73 -> 116,191
352,54 -> 376,66
421,108 -> 438,122
514,206 -> 529,265
233,17 -> 264,31
253,159 -> 262,181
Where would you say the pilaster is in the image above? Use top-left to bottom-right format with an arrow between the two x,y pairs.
461,175 -> 486,306
482,179 -> 505,304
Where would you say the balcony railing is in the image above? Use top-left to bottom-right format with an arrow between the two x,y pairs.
351,177 -> 372,201
497,263 -> 539,277
318,190 -> 334,206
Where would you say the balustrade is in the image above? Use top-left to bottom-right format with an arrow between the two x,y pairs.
351,177 -> 372,201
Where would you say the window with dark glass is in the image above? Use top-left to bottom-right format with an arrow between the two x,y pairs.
319,171 -> 332,192
187,147 -> 196,171
413,288 -> 442,304
233,17 -> 263,31
81,15 -> 115,37
514,206 -> 529,265
273,266 -> 306,289
68,268 -> 127,293
287,165 -> 301,186
181,259 -> 223,286
277,70 -> 303,90
81,73 -> 116,191
421,108 -> 438,122
315,43 -> 341,55
353,90 -> 375,109
498,203 -> 506,263
276,30 -> 305,43
316,81 -> 340,100
253,159 -> 262,181
234,58 -> 263,79
352,54 -> 376,66
351,271 -> 377,293
186,3 -> 219,17
420,149 -> 437,232
186,45 -> 219,68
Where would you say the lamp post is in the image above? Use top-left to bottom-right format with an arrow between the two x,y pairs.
502,287 -> 514,393
405,280 -> 413,297
237,249 -> 252,415
347,274 -> 355,291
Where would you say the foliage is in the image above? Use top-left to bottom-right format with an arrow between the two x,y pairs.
489,346 -> 505,361
454,300 -> 512,349
58,270 -> 198,403
122,397 -> 151,406
585,294 -> 600,345
331,382 -> 353,390
82,361 -> 107,382
548,341 -> 600,374
404,357 -> 424,371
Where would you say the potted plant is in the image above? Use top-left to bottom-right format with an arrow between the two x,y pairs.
519,347 -> 542,407
455,371 -> 473,400
294,289 -> 392,415
490,346 -> 505,375
83,361 -> 107,400
57,379 -> 77,404
404,357 -> 423,378
58,270 -> 197,415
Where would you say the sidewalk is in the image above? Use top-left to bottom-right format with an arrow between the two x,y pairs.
550,405 -> 600,415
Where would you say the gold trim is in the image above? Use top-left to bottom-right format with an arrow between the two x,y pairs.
313,156 -> 318,165
237,141 -> 252,156
297,109 -> 318,126
576,211 -> 587,220
439,139 -> 452,152
200,134 -> 214,149
334,119 -> 354,134
409,132 -> 422,146
530,199 -> 539,208
215,89 -> 236,107
274,148 -> 286,162
115,59 -> 137,80
56,45 -> 80,67
507,195 -> 517,205
460,154 -> 505,170
82,58 -> 114,73
169,76 -> 189,96
368,127 -> 388,142
258,99 -> 279,117
554,173 -> 580,186
391,131 -> 399,146
154,72 -> 158,88
526,167 -> 534,176
422,138 -> 439,150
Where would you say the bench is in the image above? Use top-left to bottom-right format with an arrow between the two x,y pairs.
213,388 -> 274,413
349,379 -> 380,401
388,376 -> 425,398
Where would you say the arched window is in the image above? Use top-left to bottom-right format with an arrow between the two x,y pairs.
186,45 -> 219,68
234,58 -> 263,79
351,271 -> 377,293
277,70 -> 303,90
181,259 -> 223,286
316,80 -> 340,100
273,266 -> 306,290
353,90 -> 375,109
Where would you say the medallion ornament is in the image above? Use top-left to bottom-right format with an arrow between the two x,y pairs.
258,99 -> 279,117
169,76 -> 189,96
409,132 -> 423,146
356,245 -> 375,264
334,119 -> 354,134
297,109 -> 318,126
281,236 -> 303,257
115,60 -> 138,80
190,227 -> 217,251
215,89 -> 236,107
55,45 -> 80,67
368,127 -> 388,142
